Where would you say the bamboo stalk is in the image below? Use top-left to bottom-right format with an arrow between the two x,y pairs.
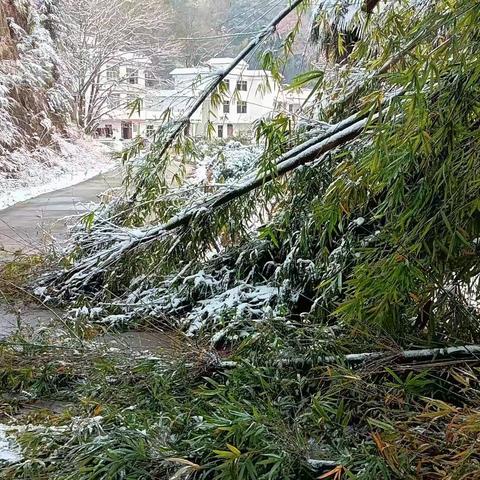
131,0 -> 308,198
57,114 -> 369,290
218,345 -> 480,370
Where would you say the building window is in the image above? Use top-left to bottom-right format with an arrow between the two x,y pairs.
217,125 -> 223,138
145,70 -> 158,88
236,80 -> 247,91
237,100 -> 247,114
127,68 -> 138,84
146,125 -> 155,137
108,93 -> 120,109
223,100 -> 230,114
107,66 -> 119,81
227,124 -> 234,137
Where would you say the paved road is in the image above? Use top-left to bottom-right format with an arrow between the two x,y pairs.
0,168 -> 122,338
0,164 -> 183,345
0,169 -> 122,254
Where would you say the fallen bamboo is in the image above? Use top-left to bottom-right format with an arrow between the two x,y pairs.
217,345 -> 480,370
58,114 -> 370,291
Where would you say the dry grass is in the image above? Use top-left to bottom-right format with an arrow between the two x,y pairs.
0,252 -> 47,301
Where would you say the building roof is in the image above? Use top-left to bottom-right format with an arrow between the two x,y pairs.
238,70 -> 273,77
170,58 -> 252,77
206,57 -> 248,67
170,67 -> 210,76
283,88 -> 313,101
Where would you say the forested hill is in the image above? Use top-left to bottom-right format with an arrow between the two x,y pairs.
167,0 -> 307,77
168,0 -> 279,59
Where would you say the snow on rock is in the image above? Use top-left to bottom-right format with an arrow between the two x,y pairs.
0,0 -> 70,153
0,135 -> 115,211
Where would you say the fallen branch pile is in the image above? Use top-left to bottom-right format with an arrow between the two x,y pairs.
53,111 -> 373,294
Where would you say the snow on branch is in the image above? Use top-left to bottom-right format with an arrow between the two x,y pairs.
50,111 -> 371,294
219,345 -> 480,370
131,0 -> 309,197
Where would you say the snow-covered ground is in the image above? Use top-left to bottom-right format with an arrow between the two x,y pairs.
0,135 -> 116,211
0,424 -> 21,464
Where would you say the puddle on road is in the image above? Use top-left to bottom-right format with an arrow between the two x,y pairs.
0,303 -> 57,340
1,300 -> 180,358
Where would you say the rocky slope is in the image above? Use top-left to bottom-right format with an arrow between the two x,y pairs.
0,0 -> 70,161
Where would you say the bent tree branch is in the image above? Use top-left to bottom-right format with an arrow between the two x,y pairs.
132,0 -> 308,197
57,113 -> 371,291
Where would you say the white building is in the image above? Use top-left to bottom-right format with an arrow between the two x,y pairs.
277,88 -> 313,115
95,52 -> 158,142
97,56 -> 306,143
164,58 -> 281,139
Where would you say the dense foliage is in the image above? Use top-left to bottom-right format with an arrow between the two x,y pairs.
51,0 -> 480,346
2,0 -> 480,479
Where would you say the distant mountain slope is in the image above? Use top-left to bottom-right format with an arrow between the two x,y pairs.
168,0 -> 284,64
167,0 -> 309,79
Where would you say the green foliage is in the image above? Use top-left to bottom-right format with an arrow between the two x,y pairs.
0,253 -> 48,300
57,0 -> 480,345
3,328 -> 480,480
22,2 -> 480,478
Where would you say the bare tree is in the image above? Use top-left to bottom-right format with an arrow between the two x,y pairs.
60,0 -> 178,133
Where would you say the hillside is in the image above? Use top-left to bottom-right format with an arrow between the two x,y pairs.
0,0 -> 112,211
0,0 -> 70,161
168,0 -> 308,78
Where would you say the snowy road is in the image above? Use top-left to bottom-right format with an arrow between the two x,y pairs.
0,168 -> 122,338
0,163 -> 185,340
0,168 -> 122,254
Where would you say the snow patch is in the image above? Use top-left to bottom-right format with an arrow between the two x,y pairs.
194,141 -> 262,184
186,283 -> 278,335
0,425 -> 22,464
0,136 -> 115,211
